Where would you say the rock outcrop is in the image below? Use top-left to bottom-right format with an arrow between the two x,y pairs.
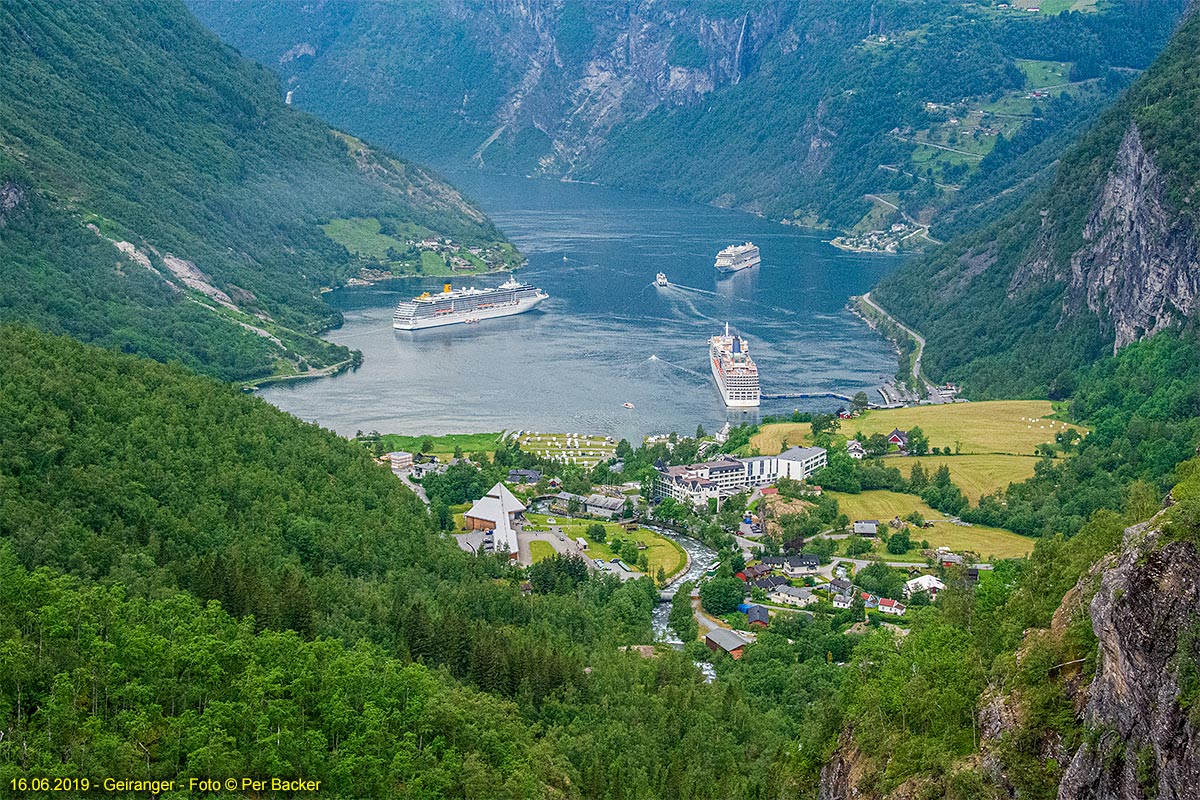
1065,125 -> 1200,351
0,181 -> 25,223
1059,516 -> 1200,800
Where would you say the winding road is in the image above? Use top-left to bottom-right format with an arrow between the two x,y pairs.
861,291 -> 938,397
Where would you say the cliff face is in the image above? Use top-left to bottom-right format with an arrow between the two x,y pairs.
1065,125 -> 1200,351
1058,516 -> 1200,800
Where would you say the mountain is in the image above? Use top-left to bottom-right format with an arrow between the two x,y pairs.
0,0 -> 515,385
189,0 -> 1184,232
871,8 -> 1200,398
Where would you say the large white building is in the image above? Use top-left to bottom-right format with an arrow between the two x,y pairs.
655,446 -> 827,507
464,482 -> 525,558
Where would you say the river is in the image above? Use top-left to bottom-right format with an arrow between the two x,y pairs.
261,173 -> 902,441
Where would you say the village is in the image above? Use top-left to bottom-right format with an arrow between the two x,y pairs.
366,396 -> 1082,659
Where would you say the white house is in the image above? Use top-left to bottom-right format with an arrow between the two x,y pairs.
782,555 -> 819,578
846,440 -> 866,459
832,593 -> 853,610
905,574 -> 945,600
877,597 -> 906,616
770,585 -> 816,608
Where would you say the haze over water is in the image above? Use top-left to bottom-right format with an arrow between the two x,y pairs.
261,174 -> 902,441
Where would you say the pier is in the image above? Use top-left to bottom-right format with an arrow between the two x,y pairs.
760,391 -> 854,402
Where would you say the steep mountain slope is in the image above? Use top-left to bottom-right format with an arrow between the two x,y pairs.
190,0 -> 1183,230
0,0 -> 512,384
871,9 -> 1200,398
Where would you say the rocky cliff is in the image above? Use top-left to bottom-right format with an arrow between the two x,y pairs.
1058,510 -> 1200,800
1008,124 -> 1200,353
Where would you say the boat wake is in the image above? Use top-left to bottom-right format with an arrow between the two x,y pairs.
647,354 -> 706,379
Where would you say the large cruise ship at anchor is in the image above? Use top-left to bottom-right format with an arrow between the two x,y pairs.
393,278 -> 548,330
709,323 -> 761,407
714,242 -> 761,273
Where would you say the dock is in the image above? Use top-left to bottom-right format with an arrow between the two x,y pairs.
760,391 -> 854,402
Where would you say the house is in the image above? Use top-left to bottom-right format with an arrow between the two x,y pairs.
833,593 -> 853,610
411,460 -> 447,479
742,564 -> 772,580
877,597 -> 906,616
771,585 -> 816,608
846,440 -> 866,460
743,604 -> 770,627
463,483 -> 525,558
853,520 -> 879,537
752,576 -> 789,592
905,574 -> 946,599
705,629 -> 749,659
887,429 -> 909,449
760,556 -> 787,568
387,451 -> 414,469
860,592 -> 880,609
585,493 -> 625,518
782,555 -> 819,578
940,552 -> 964,567
507,469 -> 541,484
829,578 -> 853,596
965,567 -> 980,586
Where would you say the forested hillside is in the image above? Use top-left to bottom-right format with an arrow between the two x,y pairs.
0,0 -> 512,384
0,326 -> 812,797
189,0 -> 1184,231
872,7 -> 1200,398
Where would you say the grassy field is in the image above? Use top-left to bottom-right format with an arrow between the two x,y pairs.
516,432 -> 616,468
322,216 -> 493,277
524,513 -> 687,578
1016,59 -> 1072,89
377,431 -> 502,458
886,454 -> 1041,502
827,490 -> 1035,560
529,540 -> 557,563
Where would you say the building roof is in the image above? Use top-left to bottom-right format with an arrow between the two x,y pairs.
878,597 -> 904,610
585,494 -> 625,511
906,575 -> 946,594
829,578 -> 853,594
746,605 -> 770,624
787,554 -> 819,567
773,585 -> 812,599
387,451 -> 413,458
752,576 -> 789,590
778,445 -> 827,462
466,483 -> 527,524
706,628 -> 750,653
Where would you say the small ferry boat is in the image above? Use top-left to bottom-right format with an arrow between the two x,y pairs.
655,272 -> 668,287
623,402 -> 635,409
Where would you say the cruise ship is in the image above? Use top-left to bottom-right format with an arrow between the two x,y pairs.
392,278 -> 548,330
714,242 -> 761,273
709,323 -> 761,407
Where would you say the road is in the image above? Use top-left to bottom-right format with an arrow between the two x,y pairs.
861,291 -> 939,398
864,195 -> 943,246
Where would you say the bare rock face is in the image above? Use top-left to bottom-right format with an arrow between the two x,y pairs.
1058,519 -> 1200,800
1064,125 -> 1200,351
1006,123 -> 1200,354
0,181 -> 26,223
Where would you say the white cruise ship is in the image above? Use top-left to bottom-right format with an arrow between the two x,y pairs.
393,278 -> 548,330
708,323 -> 761,407
714,242 -> 761,273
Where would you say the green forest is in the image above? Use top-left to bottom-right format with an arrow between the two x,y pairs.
0,0 -> 512,384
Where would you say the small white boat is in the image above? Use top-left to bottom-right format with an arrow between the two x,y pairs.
623,402 -> 635,409
655,272 -> 668,287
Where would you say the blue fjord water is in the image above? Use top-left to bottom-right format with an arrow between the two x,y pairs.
260,174 -> 902,441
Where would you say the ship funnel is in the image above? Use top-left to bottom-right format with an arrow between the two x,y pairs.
443,284 -> 451,293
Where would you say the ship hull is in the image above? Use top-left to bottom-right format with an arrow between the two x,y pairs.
714,255 -> 761,273
394,294 -> 545,330
710,356 -> 761,408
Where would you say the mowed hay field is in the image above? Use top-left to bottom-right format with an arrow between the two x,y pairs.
828,490 -> 1035,559
750,401 -> 1084,456
887,455 -> 1041,502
